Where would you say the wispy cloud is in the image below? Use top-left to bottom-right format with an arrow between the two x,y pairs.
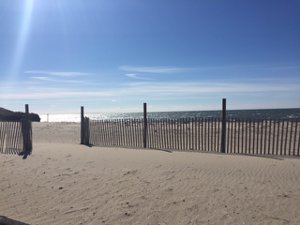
0,90 -> 114,100
30,76 -> 52,81
120,64 -> 300,75
26,70 -> 93,85
1,81 -> 299,101
25,70 -> 91,77
125,73 -> 153,80
120,65 -> 193,74
29,76 -> 90,84
119,82 -> 300,96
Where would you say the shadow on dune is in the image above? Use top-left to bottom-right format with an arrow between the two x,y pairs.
0,216 -> 30,225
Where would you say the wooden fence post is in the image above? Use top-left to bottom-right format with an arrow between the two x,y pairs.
20,104 -> 32,158
84,117 -> 90,146
143,103 -> 148,148
25,104 -> 31,152
221,98 -> 227,153
25,104 -> 29,115
81,106 -> 84,144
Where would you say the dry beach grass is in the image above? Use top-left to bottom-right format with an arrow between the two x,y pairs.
0,122 -> 300,225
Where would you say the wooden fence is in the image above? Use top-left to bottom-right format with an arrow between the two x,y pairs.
0,105 -> 32,157
88,119 -> 144,148
82,116 -> 300,156
81,100 -> 300,157
147,118 -> 222,152
226,118 -> 300,156
0,121 -> 23,154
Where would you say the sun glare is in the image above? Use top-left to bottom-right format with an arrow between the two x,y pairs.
9,0 -> 34,80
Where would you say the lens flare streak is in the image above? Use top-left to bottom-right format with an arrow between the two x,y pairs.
10,0 -> 34,79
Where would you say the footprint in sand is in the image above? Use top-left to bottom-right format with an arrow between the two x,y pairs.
123,169 -> 138,176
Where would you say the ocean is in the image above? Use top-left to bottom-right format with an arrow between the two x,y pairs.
40,108 -> 300,122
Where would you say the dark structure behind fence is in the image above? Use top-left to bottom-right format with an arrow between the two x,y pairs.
0,104 -> 32,156
81,100 -> 300,156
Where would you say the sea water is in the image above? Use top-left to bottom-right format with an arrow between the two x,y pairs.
40,108 -> 300,122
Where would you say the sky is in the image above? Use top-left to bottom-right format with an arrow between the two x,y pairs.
0,0 -> 300,114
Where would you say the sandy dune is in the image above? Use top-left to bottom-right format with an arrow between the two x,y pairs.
0,122 -> 300,225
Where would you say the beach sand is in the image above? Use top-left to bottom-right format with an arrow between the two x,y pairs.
0,122 -> 300,225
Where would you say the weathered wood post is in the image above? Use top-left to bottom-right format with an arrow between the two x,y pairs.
143,103 -> 148,148
20,104 -> 32,158
25,104 -> 32,152
221,98 -> 227,153
84,117 -> 90,146
25,104 -> 29,116
80,106 -> 84,144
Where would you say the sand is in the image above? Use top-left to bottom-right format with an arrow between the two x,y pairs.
0,122 -> 300,225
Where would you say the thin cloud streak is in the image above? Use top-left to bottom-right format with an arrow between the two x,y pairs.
30,76 -> 52,81
1,81 -> 299,101
25,70 -> 92,77
29,76 -> 91,84
0,91 -> 114,100
119,82 -> 300,96
120,65 -> 193,74
125,73 -> 153,80
120,64 -> 300,74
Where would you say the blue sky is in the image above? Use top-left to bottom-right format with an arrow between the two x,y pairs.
0,0 -> 300,114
